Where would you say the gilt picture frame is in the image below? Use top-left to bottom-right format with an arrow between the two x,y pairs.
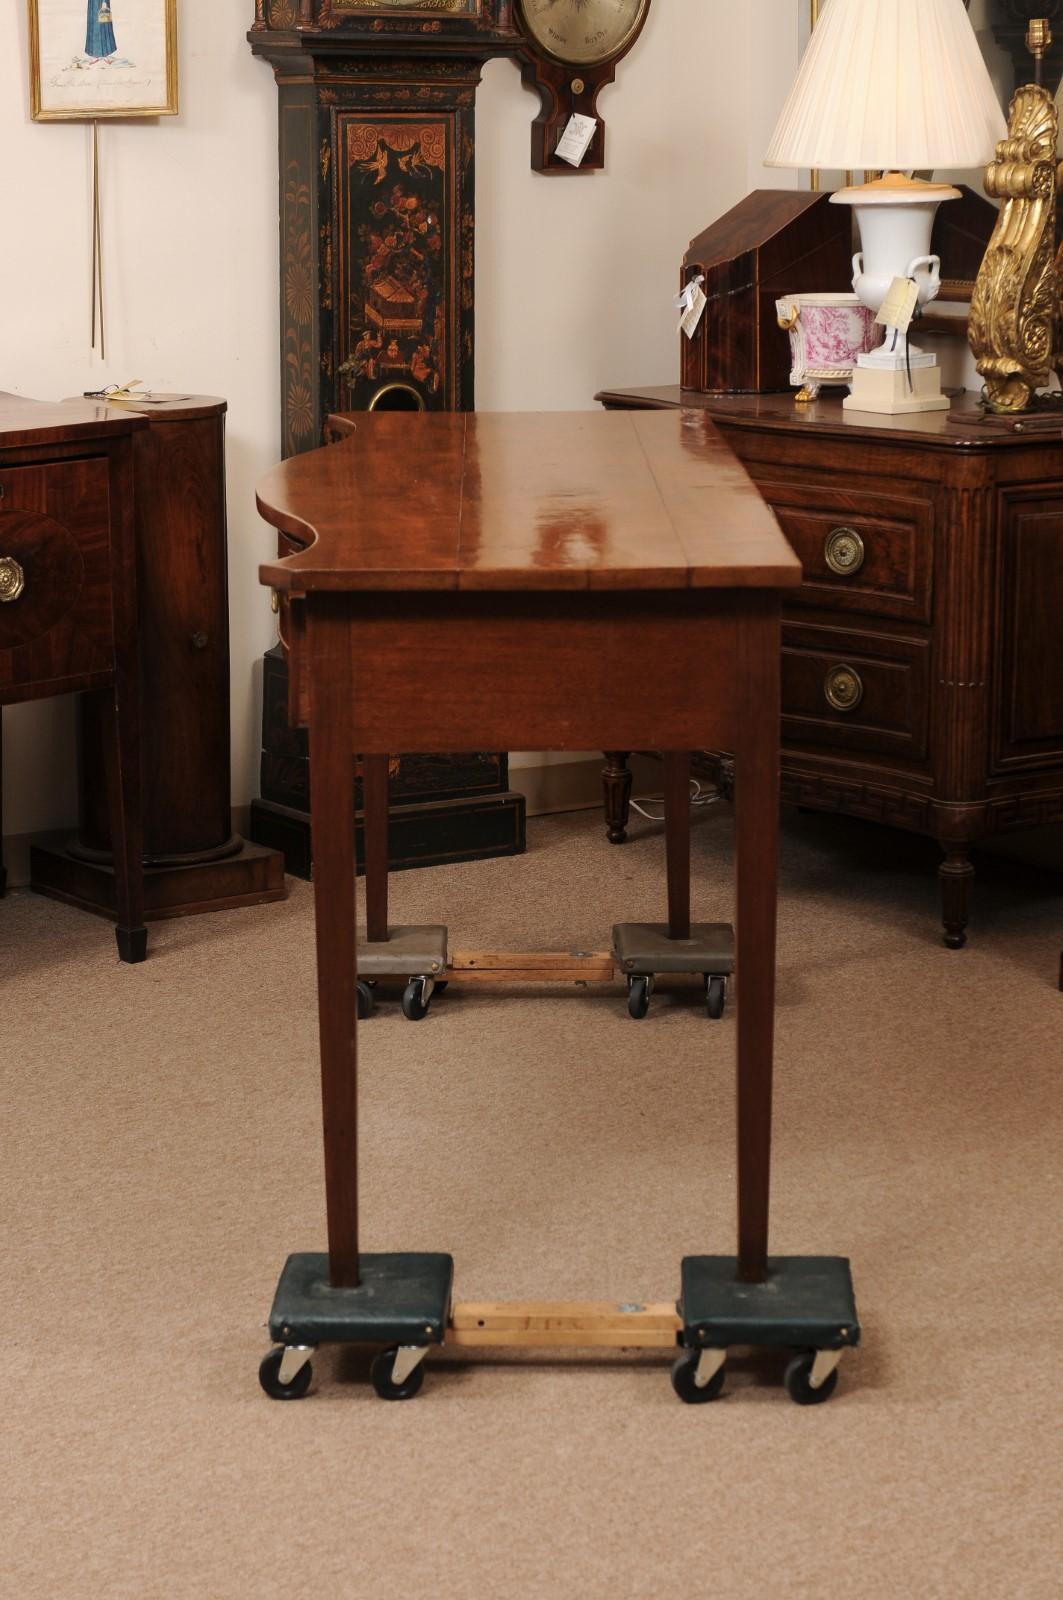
29,0 -> 178,121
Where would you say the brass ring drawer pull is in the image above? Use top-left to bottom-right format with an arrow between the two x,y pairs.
824,526 -> 866,576
0,555 -> 25,602
824,663 -> 864,713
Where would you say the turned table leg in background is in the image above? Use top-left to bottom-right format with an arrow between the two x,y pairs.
939,843 -> 974,951
602,751 -> 633,844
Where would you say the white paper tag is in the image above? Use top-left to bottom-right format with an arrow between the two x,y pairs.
677,278 -> 707,339
876,276 -> 919,333
555,113 -> 597,168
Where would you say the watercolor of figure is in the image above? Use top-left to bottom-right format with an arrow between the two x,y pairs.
85,0 -> 117,62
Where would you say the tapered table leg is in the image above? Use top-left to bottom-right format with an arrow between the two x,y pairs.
363,754 -> 390,946
664,751 -> 691,941
734,598 -> 781,1283
308,601 -> 360,1288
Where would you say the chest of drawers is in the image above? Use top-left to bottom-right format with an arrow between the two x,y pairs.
0,395 -> 147,959
597,387 -> 1063,948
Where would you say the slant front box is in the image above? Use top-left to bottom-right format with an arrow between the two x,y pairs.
681,190 -> 852,396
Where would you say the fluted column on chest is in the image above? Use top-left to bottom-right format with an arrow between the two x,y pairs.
933,463 -> 996,817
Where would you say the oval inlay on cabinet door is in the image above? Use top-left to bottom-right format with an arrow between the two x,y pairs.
0,511 -> 85,650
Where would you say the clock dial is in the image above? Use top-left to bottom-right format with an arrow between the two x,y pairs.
517,0 -> 649,68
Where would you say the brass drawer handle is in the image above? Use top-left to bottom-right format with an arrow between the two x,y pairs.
824,664 -> 864,713
824,526 -> 865,577
0,555 -> 25,602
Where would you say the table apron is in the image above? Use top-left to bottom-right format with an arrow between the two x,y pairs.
303,591 -> 753,753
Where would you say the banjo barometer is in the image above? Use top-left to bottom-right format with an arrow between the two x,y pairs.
514,0 -> 652,172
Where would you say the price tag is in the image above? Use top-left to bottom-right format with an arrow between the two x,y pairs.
555,113 -> 597,168
876,276 -> 920,333
676,275 -> 707,339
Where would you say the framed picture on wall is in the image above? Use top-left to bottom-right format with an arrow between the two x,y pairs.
29,0 -> 178,121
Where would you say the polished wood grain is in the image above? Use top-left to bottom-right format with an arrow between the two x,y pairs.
30,397 -> 285,921
598,386 -> 1063,951
256,411 -> 796,1290
258,412 -> 800,596
0,397 -> 147,960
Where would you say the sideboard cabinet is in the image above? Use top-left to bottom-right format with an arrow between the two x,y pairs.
597,387 -> 1063,948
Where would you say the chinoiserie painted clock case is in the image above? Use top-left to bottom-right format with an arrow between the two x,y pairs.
249,0 -> 652,444
247,1 -> 651,877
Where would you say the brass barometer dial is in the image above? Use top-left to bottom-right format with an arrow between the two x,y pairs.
514,0 -> 652,171
517,0 -> 649,68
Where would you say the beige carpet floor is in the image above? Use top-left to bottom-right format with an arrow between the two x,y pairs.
2,805 -> 1061,1600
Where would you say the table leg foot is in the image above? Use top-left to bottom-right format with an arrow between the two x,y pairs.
115,926 -> 148,963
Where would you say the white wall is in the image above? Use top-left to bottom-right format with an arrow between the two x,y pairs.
1,0 -> 801,842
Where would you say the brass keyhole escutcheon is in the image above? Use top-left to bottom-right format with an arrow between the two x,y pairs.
0,555 -> 25,603
824,526 -> 865,577
824,664 -> 864,713
571,77 -> 586,95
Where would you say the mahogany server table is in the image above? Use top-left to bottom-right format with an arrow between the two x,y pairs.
253,409 -> 861,1407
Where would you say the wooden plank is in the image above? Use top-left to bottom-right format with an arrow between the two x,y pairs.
452,949 -> 612,969
449,950 -> 615,985
444,952 -> 709,989
448,1301 -> 681,1349
445,966 -> 614,979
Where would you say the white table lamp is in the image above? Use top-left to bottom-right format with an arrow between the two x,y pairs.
765,0 -> 1007,414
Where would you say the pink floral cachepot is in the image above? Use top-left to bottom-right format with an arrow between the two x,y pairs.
776,294 -> 878,401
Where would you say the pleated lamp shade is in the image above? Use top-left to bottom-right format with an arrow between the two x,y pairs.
765,0 -> 1007,172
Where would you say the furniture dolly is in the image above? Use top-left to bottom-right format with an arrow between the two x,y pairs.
351,746 -> 733,1023
254,410 -> 861,1406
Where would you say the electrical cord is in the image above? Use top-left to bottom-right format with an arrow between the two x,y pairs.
629,777 -> 725,823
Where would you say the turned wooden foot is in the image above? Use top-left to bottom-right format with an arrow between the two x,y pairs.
938,845 -> 974,949
602,751 -> 633,844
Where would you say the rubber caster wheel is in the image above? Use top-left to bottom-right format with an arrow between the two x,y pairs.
671,1350 -> 725,1405
627,974 -> 651,1020
259,1347 -> 313,1401
401,978 -> 432,1022
357,981 -> 374,1020
706,975 -> 726,1020
371,1346 -> 426,1402
784,1351 -> 839,1406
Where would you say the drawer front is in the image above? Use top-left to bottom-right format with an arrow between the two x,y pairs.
782,622 -> 931,762
753,478 -> 933,623
0,458 -> 113,694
